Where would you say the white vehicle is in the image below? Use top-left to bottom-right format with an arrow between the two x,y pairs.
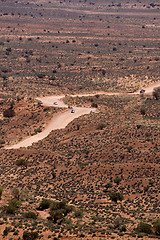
53,102 -> 58,105
90,110 -> 95,113
71,109 -> 75,113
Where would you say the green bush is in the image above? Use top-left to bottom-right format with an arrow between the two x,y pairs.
109,191 -> 124,203
153,219 -> 160,235
3,198 -> 21,214
23,231 -> 38,240
136,222 -> 153,234
49,200 -> 73,223
24,211 -> 37,219
39,199 -> 52,210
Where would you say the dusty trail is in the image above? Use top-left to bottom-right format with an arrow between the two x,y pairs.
5,82 -> 160,149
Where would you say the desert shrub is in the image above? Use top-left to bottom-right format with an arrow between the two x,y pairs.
16,159 -> 27,167
49,201 -> 73,223
153,87 -> 160,100
0,139 -> 5,145
44,107 -> 50,112
97,123 -> 106,130
24,211 -> 37,219
12,188 -> 20,200
109,191 -> 124,203
23,231 -> 38,240
37,73 -> 45,78
114,177 -> 122,185
51,171 -> 56,179
3,198 -> 21,214
101,69 -> 106,76
34,128 -> 42,133
136,124 -> 141,129
0,187 -> 3,200
140,107 -> 146,115
3,227 -> 11,236
153,219 -> 160,235
104,182 -> 112,192
135,222 -> 153,234
91,102 -> 98,108
39,199 -> 52,210
3,108 -> 15,117
50,209 -> 64,223
120,225 -> 127,232
74,209 -> 83,218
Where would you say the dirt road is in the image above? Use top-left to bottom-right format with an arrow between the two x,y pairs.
5,82 -> 160,149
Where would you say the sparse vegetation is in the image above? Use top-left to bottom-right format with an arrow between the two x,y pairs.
135,222 -> 153,234
0,0 -> 159,239
109,191 -> 124,203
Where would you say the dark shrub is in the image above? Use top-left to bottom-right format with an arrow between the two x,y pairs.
3,198 -> 21,214
114,177 -> 122,185
49,200 -> 73,223
91,102 -> 98,108
3,108 -> 15,118
109,191 -> 124,203
136,222 -> 153,234
74,209 -> 83,218
23,231 -> 38,240
15,159 -> 27,167
140,107 -> 146,115
153,219 -> 160,235
153,87 -> 160,100
24,211 -> 37,219
39,199 -> 52,210
0,187 -> 3,200
97,123 -> 106,130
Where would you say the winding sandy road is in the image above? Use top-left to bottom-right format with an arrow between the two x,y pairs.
5,82 -> 160,149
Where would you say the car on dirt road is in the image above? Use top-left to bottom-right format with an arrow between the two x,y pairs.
71,109 -> 75,113
53,102 -> 58,105
140,88 -> 145,93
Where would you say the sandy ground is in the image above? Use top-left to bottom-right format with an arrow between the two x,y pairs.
5,82 -> 160,149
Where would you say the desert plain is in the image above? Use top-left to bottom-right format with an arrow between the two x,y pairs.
0,0 -> 160,239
